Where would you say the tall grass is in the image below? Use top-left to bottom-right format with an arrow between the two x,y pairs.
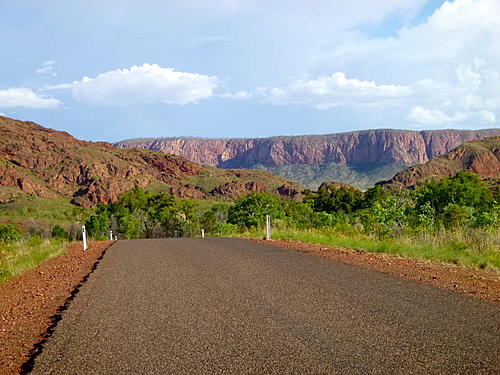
0,237 -> 67,283
230,227 -> 500,270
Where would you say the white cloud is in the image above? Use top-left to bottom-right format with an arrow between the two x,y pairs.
262,59 -> 499,125
407,106 -> 496,125
0,88 -> 61,109
0,112 -> 6,117
50,64 -> 218,106
36,60 -> 57,76
219,90 -> 252,100
262,72 -> 410,109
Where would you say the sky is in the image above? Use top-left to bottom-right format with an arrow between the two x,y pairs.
0,0 -> 499,142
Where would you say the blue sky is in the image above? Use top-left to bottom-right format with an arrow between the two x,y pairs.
0,0 -> 499,141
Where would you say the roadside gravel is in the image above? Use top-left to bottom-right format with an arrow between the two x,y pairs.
0,240 -> 113,375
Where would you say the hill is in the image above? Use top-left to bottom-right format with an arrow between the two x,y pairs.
0,116 -> 301,206
377,137 -> 500,190
115,129 -> 500,189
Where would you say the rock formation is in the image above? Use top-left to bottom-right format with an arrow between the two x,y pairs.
0,116 -> 300,206
377,137 -> 500,190
115,129 -> 500,168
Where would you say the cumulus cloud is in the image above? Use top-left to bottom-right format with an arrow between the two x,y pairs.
407,106 -> 496,125
36,60 -> 57,76
0,88 -> 61,109
262,72 -> 410,109
262,58 -> 499,126
49,64 -> 218,106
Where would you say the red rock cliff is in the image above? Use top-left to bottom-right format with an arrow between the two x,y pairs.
115,129 -> 500,168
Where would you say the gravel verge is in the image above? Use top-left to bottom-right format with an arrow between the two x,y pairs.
248,238 -> 500,303
0,240 -> 114,375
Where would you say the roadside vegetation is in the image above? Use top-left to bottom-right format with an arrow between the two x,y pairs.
80,171 -> 499,270
0,224 -> 70,283
1,171 -> 498,279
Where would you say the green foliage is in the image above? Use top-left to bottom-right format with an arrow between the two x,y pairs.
0,224 -> 20,243
228,191 -> 284,228
414,172 -> 493,217
51,225 -> 70,240
308,186 -> 364,214
211,222 -> 238,236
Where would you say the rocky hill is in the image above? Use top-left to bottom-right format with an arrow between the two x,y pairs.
115,129 -> 499,189
377,137 -> 500,190
0,116 -> 301,206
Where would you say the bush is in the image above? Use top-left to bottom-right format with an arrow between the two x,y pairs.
0,224 -> 20,243
51,225 -> 70,240
211,222 -> 238,236
228,192 -> 284,228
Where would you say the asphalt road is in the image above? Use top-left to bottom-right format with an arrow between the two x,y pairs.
31,238 -> 499,374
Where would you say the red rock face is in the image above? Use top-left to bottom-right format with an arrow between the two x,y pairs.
115,129 -> 500,168
378,137 -> 500,190
0,117 -> 204,206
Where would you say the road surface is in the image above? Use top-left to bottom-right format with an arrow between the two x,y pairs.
31,238 -> 499,374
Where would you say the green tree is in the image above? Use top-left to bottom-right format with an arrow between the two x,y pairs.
310,186 -> 364,214
228,192 -> 284,228
414,172 -> 493,218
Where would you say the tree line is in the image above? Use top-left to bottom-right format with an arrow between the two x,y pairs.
78,171 -> 498,240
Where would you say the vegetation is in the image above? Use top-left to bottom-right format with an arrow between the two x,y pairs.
1,171 -> 498,279
254,162 -> 411,190
79,171 -> 499,269
0,234 -> 67,283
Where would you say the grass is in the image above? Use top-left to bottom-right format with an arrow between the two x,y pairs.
0,190 -> 87,225
230,227 -> 500,270
0,238 -> 67,283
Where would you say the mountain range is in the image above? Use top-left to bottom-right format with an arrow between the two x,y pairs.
115,129 -> 500,189
0,116 -> 301,207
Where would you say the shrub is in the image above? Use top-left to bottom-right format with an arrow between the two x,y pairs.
0,224 -> 20,243
211,222 -> 238,236
51,225 -> 70,240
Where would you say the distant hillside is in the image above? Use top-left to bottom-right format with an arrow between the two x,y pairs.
0,116 -> 301,206
377,137 -> 500,190
115,129 -> 500,189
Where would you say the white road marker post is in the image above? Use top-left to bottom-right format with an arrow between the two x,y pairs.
265,215 -> 271,241
109,230 -> 113,240
201,229 -> 205,238
82,225 -> 88,251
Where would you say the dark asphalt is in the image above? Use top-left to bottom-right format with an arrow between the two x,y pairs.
31,238 -> 499,374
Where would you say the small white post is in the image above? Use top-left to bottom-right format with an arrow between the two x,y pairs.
109,230 -> 113,240
82,225 -> 88,251
114,235 -> 118,241
201,229 -> 205,238
265,215 -> 271,241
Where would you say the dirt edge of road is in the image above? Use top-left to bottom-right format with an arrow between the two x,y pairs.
0,241 -> 114,375
248,238 -> 500,304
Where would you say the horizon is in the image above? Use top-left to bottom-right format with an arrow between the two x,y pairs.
1,0 -> 499,142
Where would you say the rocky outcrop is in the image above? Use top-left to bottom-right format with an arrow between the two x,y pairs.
318,182 -> 359,192
0,116 -> 300,206
276,183 -> 302,199
377,137 -> 500,190
115,129 -> 500,168
211,181 -> 265,199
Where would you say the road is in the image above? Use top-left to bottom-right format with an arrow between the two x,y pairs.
31,238 -> 499,374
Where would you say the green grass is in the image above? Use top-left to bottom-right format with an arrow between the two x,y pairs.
231,227 -> 500,270
0,238 -> 67,283
0,189 -> 92,225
